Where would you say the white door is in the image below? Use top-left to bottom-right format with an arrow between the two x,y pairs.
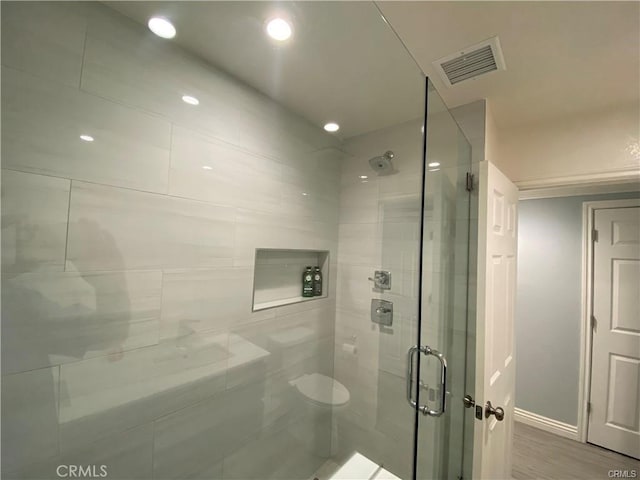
473,161 -> 518,479
589,203 -> 640,459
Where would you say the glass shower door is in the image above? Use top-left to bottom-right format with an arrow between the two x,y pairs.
413,80 -> 475,480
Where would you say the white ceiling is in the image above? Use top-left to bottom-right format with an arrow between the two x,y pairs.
107,1 -> 639,135
378,0 -> 640,128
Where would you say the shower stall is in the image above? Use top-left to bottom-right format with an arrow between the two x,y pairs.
1,2 -> 477,479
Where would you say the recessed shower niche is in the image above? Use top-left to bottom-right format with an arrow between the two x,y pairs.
252,249 -> 330,311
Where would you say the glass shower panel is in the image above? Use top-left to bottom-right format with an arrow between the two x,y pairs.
337,101 -> 425,480
415,80 -> 474,480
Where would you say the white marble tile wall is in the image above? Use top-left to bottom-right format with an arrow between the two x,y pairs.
234,209 -> 339,267
2,269 -> 162,374
1,170 -> 70,273
151,381 -> 264,479
1,2 -> 340,479
159,267 -> 258,341
1,367 -> 60,474
222,421 -> 326,479
169,126 -> 283,212
0,2 -> 87,88
80,5 -> 336,165
9,425 -> 154,480
2,67 -> 172,194
332,119 -> 424,480
332,102 -> 475,479
66,181 -> 236,271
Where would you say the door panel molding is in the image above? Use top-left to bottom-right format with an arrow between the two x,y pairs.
579,198 -> 640,445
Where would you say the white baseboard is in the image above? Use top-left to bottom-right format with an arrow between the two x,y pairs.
514,408 -> 579,441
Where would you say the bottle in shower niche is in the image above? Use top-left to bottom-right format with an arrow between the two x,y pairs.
313,266 -> 323,296
302,266 -> 314,297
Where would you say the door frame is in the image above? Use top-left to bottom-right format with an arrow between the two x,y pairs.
578,197 -> 640,442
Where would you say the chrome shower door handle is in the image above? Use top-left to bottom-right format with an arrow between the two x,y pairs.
423,346 -> 447,417
406,345 -> 448,417
406,346 -> 420,410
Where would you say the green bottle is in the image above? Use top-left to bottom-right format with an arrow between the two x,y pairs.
302,266 -> 314,297
313,266 -> 323,296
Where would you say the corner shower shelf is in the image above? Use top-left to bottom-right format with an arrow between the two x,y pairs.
252,248 -> 329,312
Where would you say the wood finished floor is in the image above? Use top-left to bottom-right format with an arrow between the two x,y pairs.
513,422 -> 639,480
311,422 -> 638,480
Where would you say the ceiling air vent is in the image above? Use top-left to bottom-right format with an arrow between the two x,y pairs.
433,36 -> 506,87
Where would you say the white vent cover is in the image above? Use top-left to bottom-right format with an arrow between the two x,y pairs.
433,36 -> 506,87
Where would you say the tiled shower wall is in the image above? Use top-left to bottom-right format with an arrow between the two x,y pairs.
332,106 -> 476,480
333,119 -> 424,480
1,2 -> 340,479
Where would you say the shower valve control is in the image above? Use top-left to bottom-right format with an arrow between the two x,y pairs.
371,299 -> 393,326
368,270 -> 391,290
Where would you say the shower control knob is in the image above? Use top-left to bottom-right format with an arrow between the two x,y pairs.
368,270 -> 391,290
484,401 -> 505,421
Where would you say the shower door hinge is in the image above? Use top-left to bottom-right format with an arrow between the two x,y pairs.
592,229 -> 598,242
591,315 -> 597,331
466,172 -> 474,192
587,401 -> 592,414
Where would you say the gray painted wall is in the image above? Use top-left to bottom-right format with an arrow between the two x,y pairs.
516,190 -> 640,425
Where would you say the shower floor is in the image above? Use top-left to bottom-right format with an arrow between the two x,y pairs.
310,453 -> 401,480
310,460 -> 340,480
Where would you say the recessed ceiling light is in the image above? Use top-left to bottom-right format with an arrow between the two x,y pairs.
148,17 -> 176,39
359,175 -> 368,179
428,162 -> 440,168
182,95 -> 199,105
79,134 -> 94,142
202,165 -> 213,171
266,18 -> 292,41
302,192 -> 308,196
324,122 -> 339,133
